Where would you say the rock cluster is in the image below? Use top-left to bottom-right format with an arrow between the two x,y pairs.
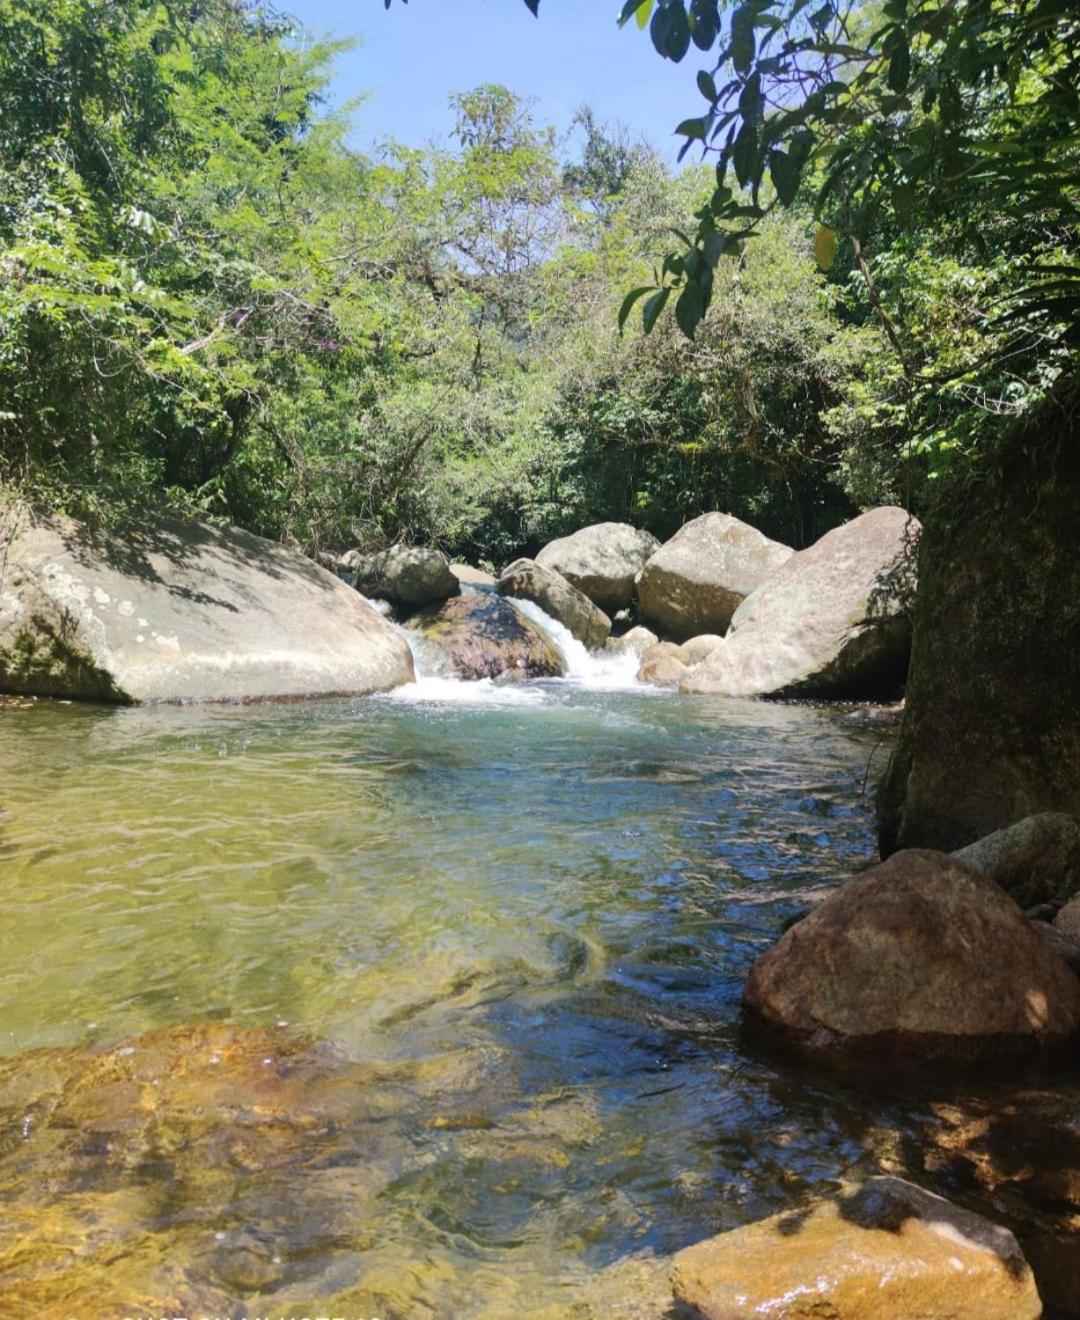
497,557 -> 611,648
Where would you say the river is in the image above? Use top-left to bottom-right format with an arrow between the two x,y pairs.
0,620 -> 927,1316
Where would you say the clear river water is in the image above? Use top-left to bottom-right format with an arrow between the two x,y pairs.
0,625 -> 947,1317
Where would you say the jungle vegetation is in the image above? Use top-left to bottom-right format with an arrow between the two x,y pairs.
2,0 -> 1076,563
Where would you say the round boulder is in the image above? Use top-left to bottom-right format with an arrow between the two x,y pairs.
406,593 -> 566,681
497,558 -> 611,649
683,506 -> 919,699
954,812 -> 1080,909
340,545 -> 459,607
535,523 -> 659,612
604,625 -> 659,659
637,512 -> 793,641
744,849 -> 1080,1065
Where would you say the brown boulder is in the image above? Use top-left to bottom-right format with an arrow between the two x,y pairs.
671,1177 -> 1040,1320
744,849 -> 1080,1065
637,652 -> 690,687
405,592 -> 565,681
636,512 -> 793,641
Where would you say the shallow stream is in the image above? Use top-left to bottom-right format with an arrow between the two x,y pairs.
0,629 -> 944,1316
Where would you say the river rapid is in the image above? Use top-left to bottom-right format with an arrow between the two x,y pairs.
0,613 -> 929,1316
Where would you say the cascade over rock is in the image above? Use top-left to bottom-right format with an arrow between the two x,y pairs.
637,512 -> 793,640
683,506 -> 918,699
339,544 -> 459,607
0,510 -> 414,704
497,557 -> 610,649
671,1177 -> 1041,1320
879,389 -> 1080,853
744,849 -> 1080,1066
406,592 -> 566,680
535,522 -> 659,611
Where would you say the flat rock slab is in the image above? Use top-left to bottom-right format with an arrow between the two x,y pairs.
0,512 -> 414,703
672,1176 -> 1041,1320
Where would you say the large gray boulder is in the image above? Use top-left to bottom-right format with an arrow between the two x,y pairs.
683,506 -> 919,699
535,523 -> 659,611
405,593 -> 566,681
0,511 -> 415,704
744,849 -> 1080,1066
339,544 -> 459,607
497,558 -> 610,649
878,387 -> 1080,853
637,513 -> 793,640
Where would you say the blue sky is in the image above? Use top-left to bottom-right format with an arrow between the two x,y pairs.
292,1 -> 700,159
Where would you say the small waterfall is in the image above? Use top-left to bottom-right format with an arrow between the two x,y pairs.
384,589 -> 642,703
508,598 -> 642,689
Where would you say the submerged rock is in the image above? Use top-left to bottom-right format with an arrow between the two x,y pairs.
671,1176 -> 1041,1320
683,507 -> 919,699
406,592 -> 566,680
920,1086 -> 1080,1315
953,812 -> 1080,909
637,513 -> 793,641
339,544 -> 459,607
536,523 -> 659,611
0,510 -> 414,704
498,557 -> 611,648
743,849 -> 1080,1066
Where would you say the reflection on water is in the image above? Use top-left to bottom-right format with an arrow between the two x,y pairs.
0,687 -> 906,1315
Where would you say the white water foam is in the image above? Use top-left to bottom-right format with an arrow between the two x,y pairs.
508,598 -> 644,690
387,592 -> 644,706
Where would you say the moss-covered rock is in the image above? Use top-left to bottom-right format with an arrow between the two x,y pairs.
878,388 -> 1080,852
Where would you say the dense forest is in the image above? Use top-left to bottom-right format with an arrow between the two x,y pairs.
3,0 -> 1073,569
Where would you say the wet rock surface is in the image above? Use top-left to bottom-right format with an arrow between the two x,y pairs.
406,591 -> 567,680
671,1176 -> 1041,1320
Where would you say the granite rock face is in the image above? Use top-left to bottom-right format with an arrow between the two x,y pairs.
683,507 -> 918,699
0,511 -> 414,704
637,512 -> 793,641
